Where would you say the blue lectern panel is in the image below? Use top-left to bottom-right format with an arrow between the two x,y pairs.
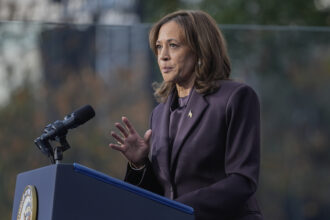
12,163 -> 194,220
73,163 -> 194,215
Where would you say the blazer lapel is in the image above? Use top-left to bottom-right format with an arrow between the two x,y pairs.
170,89 -> 208,170
152,92 -> 174,181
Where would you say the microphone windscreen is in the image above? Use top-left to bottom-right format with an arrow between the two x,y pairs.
73,105 -> 95,125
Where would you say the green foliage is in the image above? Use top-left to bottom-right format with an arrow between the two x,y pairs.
139,0 -> 182,22
140,0 -> 330,26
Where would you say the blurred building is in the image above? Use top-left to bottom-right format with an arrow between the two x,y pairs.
0,0 -> 154,88
0,0 -> 145,106
0,0 -> 141,25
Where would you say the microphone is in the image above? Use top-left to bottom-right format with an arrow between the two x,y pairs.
34,105 -> 95,161
40,104 -> 95,141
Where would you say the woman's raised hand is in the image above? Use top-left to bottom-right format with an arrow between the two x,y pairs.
109,116 -> 152,168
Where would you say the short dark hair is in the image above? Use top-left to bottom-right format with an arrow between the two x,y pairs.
149,10 -> 231,102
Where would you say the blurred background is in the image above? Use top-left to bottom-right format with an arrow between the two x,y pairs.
0,0 -> 330,219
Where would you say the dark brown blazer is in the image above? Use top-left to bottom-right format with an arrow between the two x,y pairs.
125,80 -> 263,220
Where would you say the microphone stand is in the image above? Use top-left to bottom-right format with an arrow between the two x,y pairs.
53,135 -> 71,164
34,121 -> 71,164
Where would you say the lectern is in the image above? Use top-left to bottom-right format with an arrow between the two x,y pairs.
12,163 -> 194,220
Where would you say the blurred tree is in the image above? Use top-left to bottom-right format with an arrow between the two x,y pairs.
139,0 -> 330,26
0,80 -> 47,220
138,0 -> 182,22
0,70 -> 152,219
223,27 -> 330,219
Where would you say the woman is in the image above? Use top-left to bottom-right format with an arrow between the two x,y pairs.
109,10 -> 263,220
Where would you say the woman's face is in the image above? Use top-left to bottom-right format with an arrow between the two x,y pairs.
156,21 -> 196,86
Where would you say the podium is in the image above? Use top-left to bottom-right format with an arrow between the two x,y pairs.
12,163 -> 194,220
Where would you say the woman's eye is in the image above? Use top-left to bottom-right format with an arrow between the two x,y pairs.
156,44 -> 162,49
170,43 -> 178,48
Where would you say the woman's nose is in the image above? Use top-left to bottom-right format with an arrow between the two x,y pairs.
159,47 -> 170,61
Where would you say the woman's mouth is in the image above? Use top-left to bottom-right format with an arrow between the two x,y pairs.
162,67 -> 173,73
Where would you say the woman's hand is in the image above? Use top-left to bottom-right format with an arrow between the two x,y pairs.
109,116 -> 152,168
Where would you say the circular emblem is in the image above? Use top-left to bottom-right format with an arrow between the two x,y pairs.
17,185 -> 37,220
